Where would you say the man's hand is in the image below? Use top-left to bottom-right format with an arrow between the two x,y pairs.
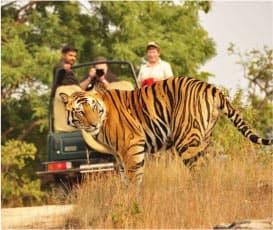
88,68 -> 96,80
63,63 -> 72,72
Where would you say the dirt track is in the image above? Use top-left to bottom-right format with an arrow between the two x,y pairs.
2,205 -> 272,229
1,205 -> 73,229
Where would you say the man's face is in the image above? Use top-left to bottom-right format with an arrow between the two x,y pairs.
62,51 -> 77,64
147,47 -> 160,64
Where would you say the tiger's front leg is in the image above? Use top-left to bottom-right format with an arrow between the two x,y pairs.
114,154 -> 129,187
119,139 -> 146,186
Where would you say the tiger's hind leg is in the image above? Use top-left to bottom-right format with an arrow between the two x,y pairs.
183,149 -> 209,170
174,139 -> 211,170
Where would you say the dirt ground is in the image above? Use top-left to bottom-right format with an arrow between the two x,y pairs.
2,204 -> 272,229
1,205 -> 73,229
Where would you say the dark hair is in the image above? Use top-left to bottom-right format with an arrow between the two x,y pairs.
61,45 -> 78,54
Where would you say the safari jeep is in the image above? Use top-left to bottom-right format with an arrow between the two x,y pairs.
36,60 -> 139,183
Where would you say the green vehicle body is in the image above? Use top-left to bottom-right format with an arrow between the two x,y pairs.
36,60 -> 138,183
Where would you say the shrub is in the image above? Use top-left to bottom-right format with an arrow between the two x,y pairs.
1,139 -> 45,207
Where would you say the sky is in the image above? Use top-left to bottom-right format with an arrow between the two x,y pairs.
199,1 -> 273,95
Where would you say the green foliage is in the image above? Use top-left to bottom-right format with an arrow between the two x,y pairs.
212,88 -> 273,160
228,44 -> 272,96
228,44 -> 273,137
1,140 -> 45,207
248,95 -> 273,137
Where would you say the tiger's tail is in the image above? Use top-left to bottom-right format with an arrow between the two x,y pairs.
217,91 -> 273,145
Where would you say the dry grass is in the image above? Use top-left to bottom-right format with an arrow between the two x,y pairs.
64,144 -> 272,229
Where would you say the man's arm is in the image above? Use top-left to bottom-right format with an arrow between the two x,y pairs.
79,77 -> 92,90
137,65 -> 145,85
164,62 -> 174,79
53,62 -> 68,85
79,67 -> 95,90
51,63 -> 66,98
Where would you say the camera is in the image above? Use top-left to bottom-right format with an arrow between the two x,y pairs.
96,69 -> 104,77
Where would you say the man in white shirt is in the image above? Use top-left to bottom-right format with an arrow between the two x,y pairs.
138,42 -> 173,87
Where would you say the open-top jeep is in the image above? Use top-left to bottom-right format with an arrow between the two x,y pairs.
36,60 -> 139,183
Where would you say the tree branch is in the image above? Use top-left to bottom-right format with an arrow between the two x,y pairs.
15,1 -> 37,22
1,1 -> 16,8
2,127 -> 15,142
17,119 -> 43,141
257,95 -> 273,110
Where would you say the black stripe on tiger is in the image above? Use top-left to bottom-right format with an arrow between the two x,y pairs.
219,93 -> 273,145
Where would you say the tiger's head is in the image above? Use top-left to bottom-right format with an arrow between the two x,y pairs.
59,91 -> 106,135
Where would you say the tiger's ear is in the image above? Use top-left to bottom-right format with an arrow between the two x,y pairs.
59,93 -> 69,105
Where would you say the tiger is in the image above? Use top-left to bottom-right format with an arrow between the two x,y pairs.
60,77 -> 273,185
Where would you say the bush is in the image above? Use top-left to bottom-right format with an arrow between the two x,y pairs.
1,139 -> 45,207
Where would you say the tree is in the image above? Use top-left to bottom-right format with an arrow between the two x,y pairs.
228,44 -> 273,137
88,1 -> 216,80
1,1 -> 92,206
228,44 -> 273,105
